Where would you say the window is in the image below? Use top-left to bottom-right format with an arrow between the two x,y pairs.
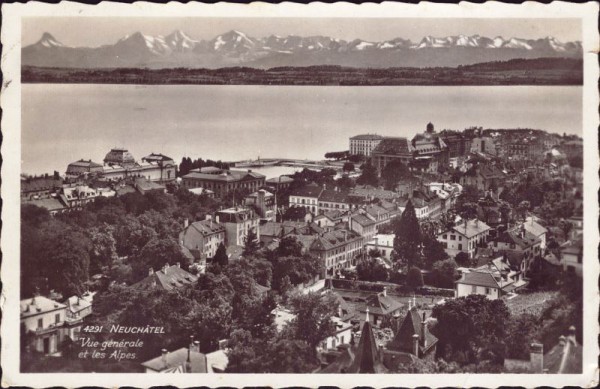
450,235 -> 456,240
485,287 -> 491,295
55,313 -> 60,323
471,285 -> 477,293
37,318 -> 43,329
442,234 -> 447,239
458,244 -> 463,250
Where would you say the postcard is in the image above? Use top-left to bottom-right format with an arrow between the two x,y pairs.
1,1 -> 598,387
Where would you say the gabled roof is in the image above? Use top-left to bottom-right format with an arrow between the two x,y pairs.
346,318 -> 387,373
20,296 -> 66,319
133,265 -> 198,291
359,292 -> 402,316
455,271 -> 500,288
495,229 -> 540,249
141,348 -> 207,373
351,214 -> 377,227
309,230 -> 362,252
365,204 -> 388,219
372,137 -> 414,156
22,198 -> 66,212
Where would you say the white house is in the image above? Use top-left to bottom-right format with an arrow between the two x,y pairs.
455,271 -> 508,300
437,219 -> 492,258
20,296 -> 67,354
365,233 -> 395,262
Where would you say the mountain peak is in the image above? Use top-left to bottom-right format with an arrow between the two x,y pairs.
37,32 -> 64,48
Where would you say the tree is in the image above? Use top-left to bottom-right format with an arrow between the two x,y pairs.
342,162 -> 355,172
87,224 -> 118,273
285,293 -> 338,353
505,313 -> 540,360
276,236 -> 303,257
527,256 -> 560,290
406,266 -> 424,289
130,237 -> 189,281
422,236 -> 449,270
243,229 -> 260,256
381,159 -> 410,190
336,175 -> 355,191
212,242 -> 228,268
455,252 -> 471,268
393,200 -> 422,268
356,258 -> 389,282
431,294 -> 509,366
516,200 -> 531,221
356,162 -> 379,187
430,259 -> 458,289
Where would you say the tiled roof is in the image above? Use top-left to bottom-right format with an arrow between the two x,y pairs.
310,230 -> 362,251
180,220 -> 225,250
65,295 -> 92,314
388,308 -> 438,354
365,204 -> 388,219
22,197 -> 66,212
495,229 -> 540,249
372,137 -> 414,156
561,238 -> 582,256
135,178 -> 165,192
346,318 -> 387,373
359,292 -> 402,316
21,177 -> 63,193
183,169 -> 265,182
350,186 -> 400,200
20,296 -> 66,319
141,348 -> 207,373
68,159 -> 103,168
133,265 -> 198,291
350,134 -> 384,141
456,271 -> 499,288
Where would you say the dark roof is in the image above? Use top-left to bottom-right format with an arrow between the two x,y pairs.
456,271 -> 500,288
266,175 -> 294,184
309,230 -> 362,251
561,238 -> 583,256
319,189 -> 349,203
372,137 -> 414,156
142,153 -> 174,163
494,229 -> 540,249
346,318 -> 387,373
21,177 -> 63,193
359,292 -> 403,316
141,348 -> 207,373
351,214 -> 377,227
68,159 -> 103,168
183,169 -> 265,182
22,197 -> 66,212
289,184 -> 323,198
133,265 -> 198,291
388,308 -> 438,354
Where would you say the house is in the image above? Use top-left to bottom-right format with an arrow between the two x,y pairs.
187,187 -> 215,198
21,176 -> 63,200
132,263 -> 198,292
134,177 -> 166,195
371,137 -> 414,175
22,197 -> 67,216
244,189 -> 276,220
320,317 -> 353,351
265,175 -> 294,192
101,148 -> 177,183
216,206 -> 260,247
348,185 -> 400,203
454,270 -> 514,300
309,229 -> 364,277
386,308 -> 438,362
357,288 -> 403,327
349,134 -> 384,157
181,169 -> 266,198
60,185 -> 99,209
488,227 -> 542,273
365,233 -> 395,262
258,221 -> 323,248
288,183 -> 323,215
460,164 -> 506,192
314,210 -> 350,229
410,123 -> 449,173
437,219 -> 492,258
504,326 -> 581,373
63,293 -> 94,341
20,296 -> 67,355
142,338 -> 207,373
318,309 -> 388,373
523,217 -> 548,249
318,189 -> 351,214
179,218 -> 226,265
349,213 -> 377,242
560,238 -> 582,276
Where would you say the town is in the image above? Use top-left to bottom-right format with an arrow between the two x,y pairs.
20,123 -> 583,373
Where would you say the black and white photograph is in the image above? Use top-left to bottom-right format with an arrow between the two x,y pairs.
2,1 -> 598,387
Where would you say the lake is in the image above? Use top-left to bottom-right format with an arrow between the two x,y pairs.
22,84 -> 582,175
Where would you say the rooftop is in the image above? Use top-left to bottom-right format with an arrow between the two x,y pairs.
450,219 -> 492,239
20,296 -> 66,318
133,265 -> 198,291
372,137 -> 414,156
183,169 -> 265,182
455,271 -> 500,288
141,348 -> 207,373
350,134 -> 384,141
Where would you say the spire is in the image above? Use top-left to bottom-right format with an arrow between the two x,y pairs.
365,306 -> 370,323
347,310 -> 386,373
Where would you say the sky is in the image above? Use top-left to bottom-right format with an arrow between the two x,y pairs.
22,17 -> 582,47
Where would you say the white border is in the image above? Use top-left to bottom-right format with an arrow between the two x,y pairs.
2,2 -> 598,388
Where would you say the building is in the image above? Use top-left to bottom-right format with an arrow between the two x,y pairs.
321,317 -> 353,350
318,189 -> 351,214
560,238 -> 582,276
244,189 -> 276,220
470,136 -> 498,156
66,159 -> 104,177
133,263 -> 199,292
134,177 -> 166,195
488,227 -> 542,273
386,308 -> 438,361
454,270 -> 509,300
371,137 -> 414,175
59,185 -> 99,209
349,134 -> 384,157
265,175 -> 294,192
349,213 -> 377,242
365,233 -> 395,261
100,148 -> 177,183
437,219 -> 492,258
63,293 -> 94,341
460,164 -> 506,192
142,338 -> 207,373
410,123 -> 449,173
182,169 -> 266,198
179,218 -> 226,264
523,217 -> 548,249
288,183 -> 323,215
21,176 -> 63,200
357,288 -> 403,327
438,130 -> 472,159
310,229 -> 364,277
20,296 -> 67,355
216,206 -> 260,247
314,210 -> 350,229
22,197 -> 68,216
348,185 -> 400,203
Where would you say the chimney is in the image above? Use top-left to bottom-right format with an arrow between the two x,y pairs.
218,339 -> 228,350
161,349 -> 168,367
412,334 -> 420,357
163,263 -> 169,274
192,340 -> 200,353
408,299 -> 412,310
184,218 -> 189,228
148,267 -> 154,276
365,307 -> 370,323
421,312 -> 427,348
176,262 -> 180,268
530,342 -> 544,373
382,286 -> 387,297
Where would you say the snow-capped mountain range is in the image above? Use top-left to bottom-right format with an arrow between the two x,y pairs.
23,30 -> 582,69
